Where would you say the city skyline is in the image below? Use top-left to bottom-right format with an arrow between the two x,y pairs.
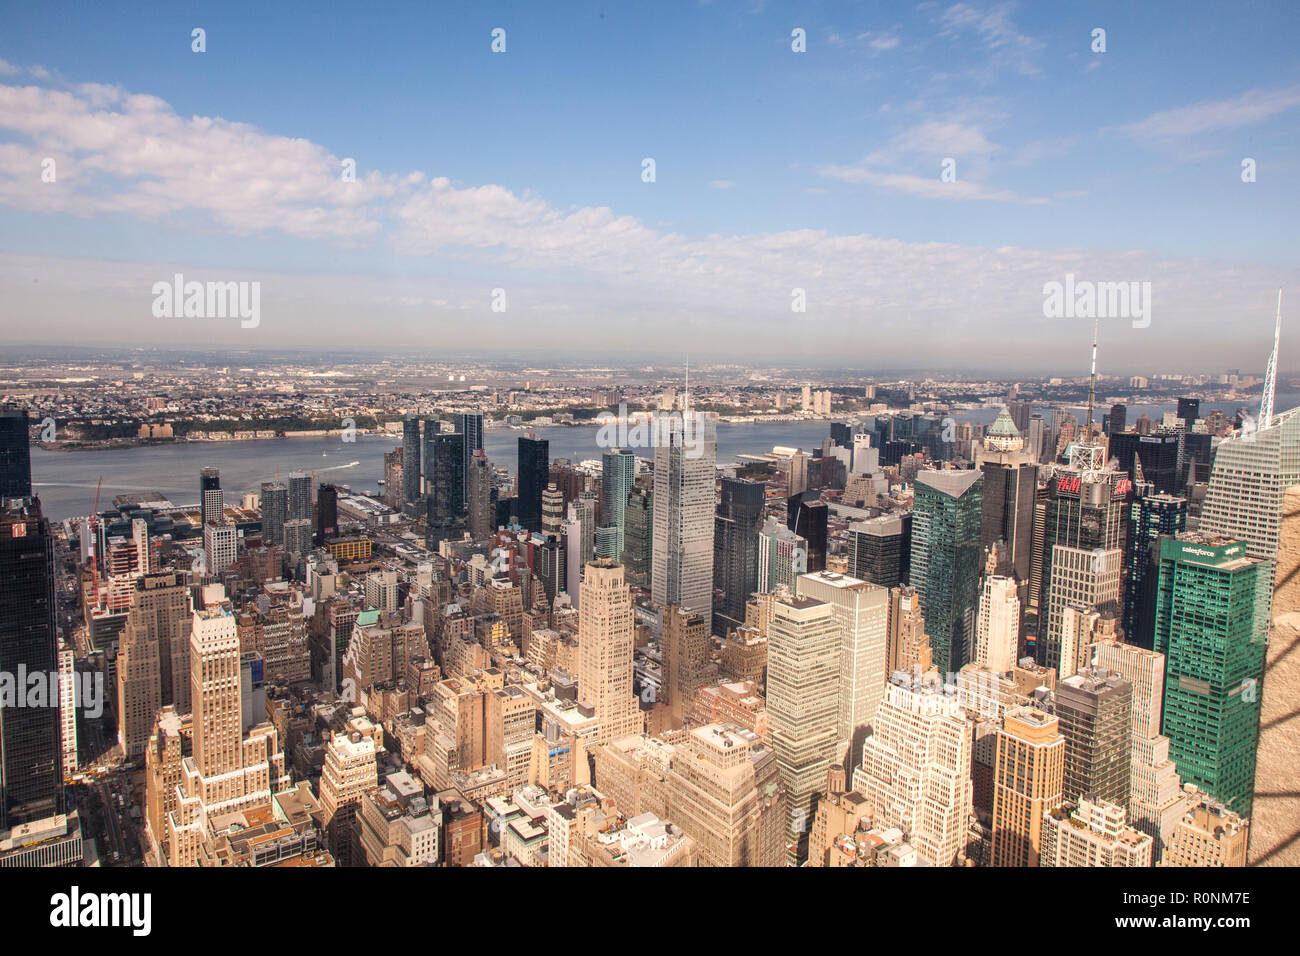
2,2 -> 1299,368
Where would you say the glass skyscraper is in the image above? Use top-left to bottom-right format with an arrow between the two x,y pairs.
598,449 -> 636,560
910,470 -> 983,674
516,436 -> 549,533
1153,534 -> 1269,817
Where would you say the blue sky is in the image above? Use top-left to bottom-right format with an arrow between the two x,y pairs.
1,1 -> 1299,372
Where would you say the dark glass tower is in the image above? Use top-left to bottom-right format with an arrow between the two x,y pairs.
910,470 -> 983,673
1123,485 -> 1187,648
849,513 -> 911,588
0,407 -> 32,500
402,416 -> 422,506
315,483 -> 339,545
200,467 -> 222,527
424,433 -> 466,547
1110,432 -> 1181,495
787,494 -> 828,573
454,412 -> 484,505
516,436 -> 549,533
713,477 -> 765,633
260,480 -> 287,545
0,497 -> 63,828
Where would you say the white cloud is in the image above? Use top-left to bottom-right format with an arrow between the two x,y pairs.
1120,84 -> 1300,145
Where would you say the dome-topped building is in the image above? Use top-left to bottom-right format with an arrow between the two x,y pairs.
985,406 -> 1025,453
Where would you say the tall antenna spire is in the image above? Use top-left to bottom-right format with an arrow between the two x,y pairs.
1085,316 -> 1098,435
1260,289 -> 1283,428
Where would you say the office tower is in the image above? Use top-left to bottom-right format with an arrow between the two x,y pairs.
315,482 -> 339,545
1043,545 -> 1122,677
117,571 -> 193,758
599,449 -> 637,560
1007,401 -> 1032,435
1123,485 -> 1187,648
574,491 -> 598,567
319,730 -> 379,866
848,513 -> 911,588
651,412 -> 717,630
1154,534 -> 1269,816
1108,403 -> 1127,436
424,432 -> 466,547
1201,406 -> 1300,563
1092,640 -> 1188,855
757,516 -> 807,593
383,447 -> 403,509
287,470 -> 312,522
1110,432 -> 1181,495
0,497 -> 62,828
886,586 -> 932,676
990,707 -> 1064,867
766,596 -> 840,864
260,480 -> 287,546
1036,465 -> 1128,664
1055,667 -> 1132,807
563,515 -> 583,607
851,674 -> 973,867
979,422 -> 1036,588
1027,414 -> 1046,464
402,416 -> 422,505
666,723 -> 785,868
787,495 -> 828,573
200,467 -> 223,528
910,470 -> 983,674
578,560 -> 641,743
541,482 -> 564,536
797,571 -> 888,768
974,575 -> 1019,672
1040,797 -> 1153,867
466,448 -> 493,539
830,421 -> 856,448
621,483 -> 652,589
714,477 -> 765,633
661,605 -> 709,728
1158,794 -> 1249,867
515,436 -> 550,533
169,601 -> 291,866
203,521 -> 237,577
453,411 -> 484,505
0,406 -> 31,498
57,640 -> 76,778
1176,398 -> 1200,429
282,517 -> 312,557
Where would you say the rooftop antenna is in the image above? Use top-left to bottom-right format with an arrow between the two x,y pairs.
1260,289 -> 1283,429
1085,315 -> 1098,436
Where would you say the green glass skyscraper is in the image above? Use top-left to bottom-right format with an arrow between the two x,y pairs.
1153,533 -> 1269,817
910,470 -> 983,674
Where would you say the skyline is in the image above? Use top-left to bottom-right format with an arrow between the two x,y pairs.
0,1 -> 1298,369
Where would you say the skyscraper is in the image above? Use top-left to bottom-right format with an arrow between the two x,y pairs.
757,516 -> 806,593
990,707 -> 1064,868
851,673 -> 973,867
848,513 -> 911,588
979,413 -> 1036,590
467,448 -> 493,539
797,571 -> 888,770
787,495 -> 828,573
402,416 -> 422,506
424,432 -> 466,547
651,411 -> 717,631
117,571 -> 192,758
660,605 -> 708,729
1123,485 -> 1187,649
1201,406 -> 1300,564
0,406 -> 32,499
599,449 -> 636,560
577,560 -> 641,743
1153,533 -> 1269,816
0,497 -> 63,828
259,480 -> 287,546
287,471 -> 312,522
516,436 -> 549,533
454,411 -> 484,505
1055,667 -> 1132,807
200,467 -> 223,528
315,482 -> 339,544
766,595 -> 840,865
974,575 -> 1020,673
910,469 -> 983,674
621,483 -> 652,589
714,477 -> 765,634
1043,544 -> 1122,677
